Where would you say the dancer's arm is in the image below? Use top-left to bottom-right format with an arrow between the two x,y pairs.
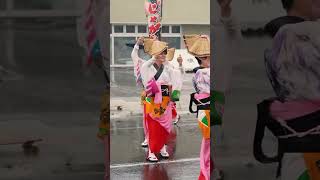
212,0 -> 241,95
177,55 -> 185,77
141,58 -> 156,88
131,37 -> 145,68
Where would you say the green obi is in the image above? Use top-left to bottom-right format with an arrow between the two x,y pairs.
171,90 -> 181,102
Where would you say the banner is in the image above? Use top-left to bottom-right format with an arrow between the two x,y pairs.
144,0 -> 163,39
83,0 -> 99,66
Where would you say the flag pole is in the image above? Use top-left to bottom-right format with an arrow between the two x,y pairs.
158,0 -> 163,40
126,0 -> 163,48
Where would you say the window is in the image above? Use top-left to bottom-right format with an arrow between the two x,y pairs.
113,37 -> 136,65
114,25 -> 124,33
161,37 -> 181,49
111,24 -> 182,66
161,25 -> 169,33
126,25 -> 135,33
172,26 -> 181,33
138,25 -> 147,33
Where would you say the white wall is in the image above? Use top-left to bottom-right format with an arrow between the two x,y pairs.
111,0 -> 209,24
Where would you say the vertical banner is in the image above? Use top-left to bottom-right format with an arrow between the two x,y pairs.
93,0 -> 109,85
83,0 -> 98,66
144,0 -> 163,39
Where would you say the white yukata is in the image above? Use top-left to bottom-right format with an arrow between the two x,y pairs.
131,43 -> 147,87
141,58 -> 173,91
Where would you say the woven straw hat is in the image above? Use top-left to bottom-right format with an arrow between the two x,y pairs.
183,35 -> 210,58
143,37 -> 154,55
143,38 -> 175,61
166,48 -> 175,61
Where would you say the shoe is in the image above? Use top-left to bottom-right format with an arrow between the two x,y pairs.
160,145 -> 169,158
147,152 -> 158,162
141,139 -> 148,147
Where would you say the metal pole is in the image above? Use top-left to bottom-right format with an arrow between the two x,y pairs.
158,0 -> 163,40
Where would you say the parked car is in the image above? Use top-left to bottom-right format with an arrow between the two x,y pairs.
169,49 -> 199,73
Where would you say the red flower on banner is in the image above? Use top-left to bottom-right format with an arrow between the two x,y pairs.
145,0 -> 162,39
148,22 -> 161,35
148,3 -> 158,14
150,16 -> 157,22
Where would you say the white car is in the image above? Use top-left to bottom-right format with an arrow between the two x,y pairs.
168,49 -> 199,73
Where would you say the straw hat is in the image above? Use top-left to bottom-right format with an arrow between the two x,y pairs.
143,37 -> 155,55
166,48 -> 175,61
143,38 -> 175,61
144,38 -> 167,56
183,35 -> 210,58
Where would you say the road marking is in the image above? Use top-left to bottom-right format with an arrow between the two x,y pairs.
110,157 -> 200,169
111,122 -> 198,131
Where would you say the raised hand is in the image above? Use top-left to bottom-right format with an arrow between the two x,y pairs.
136,36 -> 144,45
177,54 -> 183,66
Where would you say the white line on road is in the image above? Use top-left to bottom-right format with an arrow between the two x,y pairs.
110,157 -> 200,169
111,122 -> 198,131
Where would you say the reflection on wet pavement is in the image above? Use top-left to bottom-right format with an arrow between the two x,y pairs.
110,115 -> 201,179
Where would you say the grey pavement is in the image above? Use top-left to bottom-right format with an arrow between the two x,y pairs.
0,21 -> 107,180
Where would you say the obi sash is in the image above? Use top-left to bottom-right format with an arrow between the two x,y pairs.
253,98 -> 320,177
189,93 -> 210,139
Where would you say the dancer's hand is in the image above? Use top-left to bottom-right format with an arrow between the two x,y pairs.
217,0 -> 232,18
136,36 -> 144,45
177,55 -> 183,66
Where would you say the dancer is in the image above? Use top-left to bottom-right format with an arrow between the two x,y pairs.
185,35 -> 211,180
254,1 -> 320,179
140,38 -> 180,162
131,37 -> 184,146
166,54 -> 185,125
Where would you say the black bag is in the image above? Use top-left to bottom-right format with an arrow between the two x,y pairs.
253,98 -> 320,177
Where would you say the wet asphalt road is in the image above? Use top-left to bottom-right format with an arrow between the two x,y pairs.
110,114 -> 277,180
110,114 -> 202,180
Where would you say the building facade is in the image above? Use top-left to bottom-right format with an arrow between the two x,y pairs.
110,0 -> 210,67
